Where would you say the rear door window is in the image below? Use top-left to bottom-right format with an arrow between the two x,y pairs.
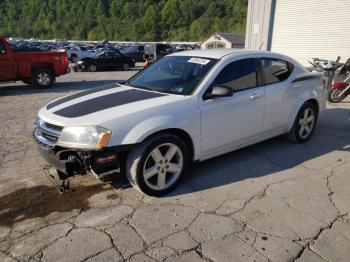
257,58 -> 293,85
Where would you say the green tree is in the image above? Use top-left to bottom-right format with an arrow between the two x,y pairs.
0,0 -> 247,41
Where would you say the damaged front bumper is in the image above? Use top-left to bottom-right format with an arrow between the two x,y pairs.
33,121 -> 127,182
36,143 -> 122,179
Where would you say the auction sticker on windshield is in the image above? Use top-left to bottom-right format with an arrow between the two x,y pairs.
187,57 -> 210,65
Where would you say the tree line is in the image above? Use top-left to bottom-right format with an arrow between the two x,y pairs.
0,0 -> 247,41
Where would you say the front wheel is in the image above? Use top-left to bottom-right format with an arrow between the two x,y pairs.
31,69 -> 54,88
126,133 -> 190,196
88,64 -> 97,72
328,88 -> 347,103
122,63 -> 130,71
286,102 -> 317,143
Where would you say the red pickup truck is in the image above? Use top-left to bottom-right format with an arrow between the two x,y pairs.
0,36 -> 70,88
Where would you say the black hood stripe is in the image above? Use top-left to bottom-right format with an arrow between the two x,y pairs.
53,89 -> 166,118
47,84 -> 120,110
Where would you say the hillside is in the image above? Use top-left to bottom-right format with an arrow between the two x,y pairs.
0,0 -> 247,41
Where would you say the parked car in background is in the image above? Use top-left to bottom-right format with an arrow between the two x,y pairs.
96,39 -> 109,48
66,46 -> 95,63
34,49 -> 326,195
0,36 -> 70,88
73,50 -> 135,72
144,44 -> 173,61
121,44 -> 145,62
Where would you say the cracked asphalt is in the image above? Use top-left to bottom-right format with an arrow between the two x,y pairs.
0,69 -> 349,262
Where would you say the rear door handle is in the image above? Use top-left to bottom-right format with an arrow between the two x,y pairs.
249,93 -> 264,100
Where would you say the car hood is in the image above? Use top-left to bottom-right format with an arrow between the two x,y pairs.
121,50 -> 135,55
80,57 -> 95,62
38,84 -> 186,127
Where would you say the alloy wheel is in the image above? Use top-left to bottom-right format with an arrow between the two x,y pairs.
298,108 -> 315,139
89,64 -> 97,72
143,143 -> 183,190
37,72 -> 51,86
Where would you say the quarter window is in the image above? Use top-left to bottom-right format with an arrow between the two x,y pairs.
258,58 -> 293,85
213,59 -> 257,92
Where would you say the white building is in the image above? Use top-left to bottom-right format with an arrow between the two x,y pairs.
201,33 -> 245,49
245,0 -> 350,65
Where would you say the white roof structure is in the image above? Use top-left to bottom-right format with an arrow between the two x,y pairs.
170,48 -> 247,59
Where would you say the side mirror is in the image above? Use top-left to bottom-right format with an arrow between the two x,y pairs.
204,85 -> 233,100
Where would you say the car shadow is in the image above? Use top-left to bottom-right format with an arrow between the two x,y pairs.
0,107 -> 348,226
162,107 -> 350,197
0,80 -> 122,97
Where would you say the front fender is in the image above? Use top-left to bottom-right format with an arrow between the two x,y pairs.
120,115 -> 201,160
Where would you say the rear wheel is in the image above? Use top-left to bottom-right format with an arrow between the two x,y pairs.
126,133 -> 189,196
328,88 -> 347,103
31,68 -> 54,88
286,102 -> 317,143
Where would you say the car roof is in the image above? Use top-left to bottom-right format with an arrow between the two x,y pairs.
169,48 -> 280,59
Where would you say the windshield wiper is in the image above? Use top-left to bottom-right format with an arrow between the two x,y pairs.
129,84 -> 158,92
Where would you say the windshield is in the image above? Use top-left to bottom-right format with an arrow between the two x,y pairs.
127,56 -> 217,95
90,52 -> 102,58
121,46 -> 137,52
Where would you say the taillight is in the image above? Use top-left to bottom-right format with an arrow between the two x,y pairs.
63,55 -> 68,65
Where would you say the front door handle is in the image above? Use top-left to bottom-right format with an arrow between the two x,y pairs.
249,93 -> 264,100
292,83 -> 301,89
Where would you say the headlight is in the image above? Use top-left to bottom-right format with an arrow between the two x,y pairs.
57,126 -> 111,149
77,61 -> 84,64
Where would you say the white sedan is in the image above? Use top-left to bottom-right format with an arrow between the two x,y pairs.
34,49 -> 326,195
66,46 -> 95,63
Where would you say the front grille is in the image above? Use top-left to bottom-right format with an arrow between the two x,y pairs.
45,122 -> 63,132
34,119 -> 62,147
41,132 -> 59,142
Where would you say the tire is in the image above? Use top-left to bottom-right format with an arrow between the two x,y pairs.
31,68 -> 54,88
286,102 -> 318,143
72,65 -> 79,72
122,63 -> 130,71
89,64 -> 97,72
71,54 -> 78,63
328,88 -> 347,103
126,133 -> 190,196
21,78 -> 32,85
